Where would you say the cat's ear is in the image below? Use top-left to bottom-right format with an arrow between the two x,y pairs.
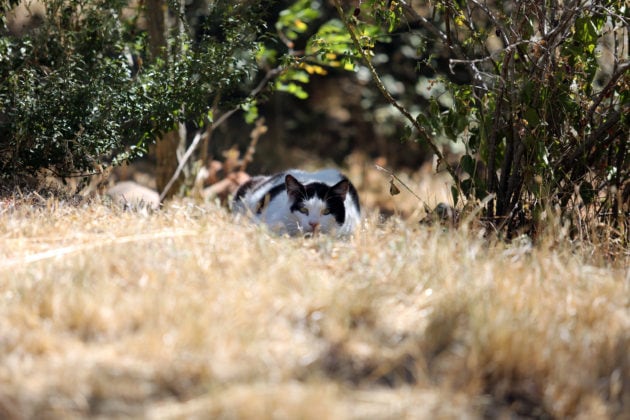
285,174 -> 305,201
330,179 -> 349,199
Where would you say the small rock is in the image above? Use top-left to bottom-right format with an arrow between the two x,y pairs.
106,181 -> 160,210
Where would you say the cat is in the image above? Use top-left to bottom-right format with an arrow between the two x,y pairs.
232,169 -> 361,236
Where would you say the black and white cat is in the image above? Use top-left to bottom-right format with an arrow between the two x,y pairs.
232,169 -> 361,236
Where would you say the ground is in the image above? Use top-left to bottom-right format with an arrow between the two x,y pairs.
0,191 -> 628,419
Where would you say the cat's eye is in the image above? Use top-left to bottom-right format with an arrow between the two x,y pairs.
298,207 -> 309,215
321,208 -> 331,215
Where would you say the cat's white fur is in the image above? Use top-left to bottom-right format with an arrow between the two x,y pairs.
232,169 -> 361,236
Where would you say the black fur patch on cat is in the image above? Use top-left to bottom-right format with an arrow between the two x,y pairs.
234,176 -> 269,205
256,183 -> 288,214
233,179 -> 255,204
347,182 -> 360,213
285,175 -> 348,225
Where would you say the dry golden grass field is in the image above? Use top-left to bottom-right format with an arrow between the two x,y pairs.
0,178 -> 629,419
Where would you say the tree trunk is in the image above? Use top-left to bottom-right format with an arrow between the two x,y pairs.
145,0 -> 185,200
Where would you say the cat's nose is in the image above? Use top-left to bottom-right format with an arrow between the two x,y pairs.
309,222 -> 319,231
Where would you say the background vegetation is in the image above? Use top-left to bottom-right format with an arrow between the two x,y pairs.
1,0 -> 628,241
1,1 -> 629,418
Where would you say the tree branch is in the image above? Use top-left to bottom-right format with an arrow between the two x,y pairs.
159,66 -> 282,202
561,109 -> 622,171
332,0 -> 460,187
586,61 -> 630,124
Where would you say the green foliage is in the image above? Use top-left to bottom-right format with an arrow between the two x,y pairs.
364,0 -> 402,33
2,0 -> 626,243
439,1 -> 626,233
336,0 -> 629,238
307,18 -> 384,69
276,0 -> 321,41
275,68 -> 310,99
1,1 -> 134,176
271,0 -> 387,99
0,0 -> 264,178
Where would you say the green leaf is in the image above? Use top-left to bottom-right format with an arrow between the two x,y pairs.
241,101 -> 259,124
574,16 -> 599,54
276,0 -> 322,40
282,68 -> 310,84
305,18 -> 384,70
429,98 -> 440,117
523,107 -> 539,127
275,81 -> 309,99
579,181 -> 595,205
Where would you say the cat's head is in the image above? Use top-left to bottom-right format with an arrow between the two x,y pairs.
285,174 -> 349,235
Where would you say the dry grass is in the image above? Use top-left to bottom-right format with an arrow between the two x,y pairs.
0,193 -> 628,419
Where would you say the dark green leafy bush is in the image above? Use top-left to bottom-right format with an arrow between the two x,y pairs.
0,0 -> 263,179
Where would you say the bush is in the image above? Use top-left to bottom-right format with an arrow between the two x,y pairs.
0,0 -> 264,180
326,0 -> 629,240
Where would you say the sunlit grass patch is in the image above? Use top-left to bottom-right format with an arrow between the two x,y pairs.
0,196 -> 628,418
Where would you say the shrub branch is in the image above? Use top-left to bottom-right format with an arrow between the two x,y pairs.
159,66 -> 282,202
332,0 -> 460,188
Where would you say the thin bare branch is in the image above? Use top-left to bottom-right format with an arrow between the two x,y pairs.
332,0 -> 460,187
374,164 -> 427,206
159,67 -> 282,202
586,61 -> 630,123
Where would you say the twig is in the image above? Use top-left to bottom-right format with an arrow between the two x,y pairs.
159,67 -> 282,202
332,0 -> 460,188
398,0 -> 464,59
374,164 -> 427,206
241,118 -> 267,173
462,192 -> 497,226
586,61 -> 630,124
200,95 -> 221,164
448,39 -> 546,67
